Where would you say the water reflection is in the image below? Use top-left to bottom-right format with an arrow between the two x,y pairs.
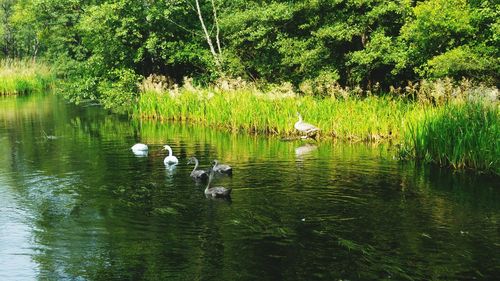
164,164 -> 177,178
295,143 -> 318,158
132,150 -> 148,157
0,94 -> 499,280
0,174 -> 39,280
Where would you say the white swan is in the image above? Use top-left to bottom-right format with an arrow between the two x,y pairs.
163,145 -> 179,165
131,143 -> 148,157
131,143 -> 148,151
295,112 -> 319,139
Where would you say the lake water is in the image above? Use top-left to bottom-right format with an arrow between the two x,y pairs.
0,93 -> 498,280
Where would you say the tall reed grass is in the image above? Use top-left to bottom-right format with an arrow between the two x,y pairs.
133,76 -> 499,174
134,78 -> 428,142
0,59 -> 54,95
400,101 -> 499,175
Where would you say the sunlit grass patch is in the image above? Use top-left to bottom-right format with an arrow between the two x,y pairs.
0,59 -> 55,95
133,77 -> 499,174
399,101 -> 499,174
134,84 -> 420,142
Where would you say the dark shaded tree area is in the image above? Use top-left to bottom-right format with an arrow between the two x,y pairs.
1,0 -> 498,104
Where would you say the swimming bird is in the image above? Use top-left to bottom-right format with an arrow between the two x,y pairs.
294,112 -> 319,139
163,145 -> 179,165
205,168 -> 232,198
131,143 -> 148,157
131,143 -> 148,151
211,160 -> 232,174
187,156 -> 208,181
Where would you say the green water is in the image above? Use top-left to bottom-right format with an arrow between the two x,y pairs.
0,94 -> 498,280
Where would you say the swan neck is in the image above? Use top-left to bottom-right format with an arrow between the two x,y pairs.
298,114 -> 302,122
206,173 -> 213,189
167,147 -> 173,156
192,159 -> 199,172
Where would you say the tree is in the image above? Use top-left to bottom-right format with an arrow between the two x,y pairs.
1,0 -> 16,57
194,0 -> 223,71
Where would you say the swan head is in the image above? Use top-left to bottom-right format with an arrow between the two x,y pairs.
296,112 -> 302,121
207,167 -> 215,182
211,159 -> 219,166
187,156 -> 196,164
163,145 -> 172,150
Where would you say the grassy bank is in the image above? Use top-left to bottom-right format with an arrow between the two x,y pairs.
134,87 -> 423,142
133,79 -> 499,174
0,59 -> 54,95
400,101 -> 499,175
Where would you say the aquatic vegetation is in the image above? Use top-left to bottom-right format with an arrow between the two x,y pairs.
134,85 -> 421,142
0,59 -> 55,95
400,101 -> 499,174
134,78 -> 499,174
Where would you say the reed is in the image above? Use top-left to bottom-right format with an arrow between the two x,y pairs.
0,59 -> 55,95
134,77 -> 498,174
134,82 -> 427,142
399,101 -> 499,174
133,77 -> 500,174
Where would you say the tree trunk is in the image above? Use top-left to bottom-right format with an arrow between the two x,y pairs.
210,0 -> 222,59
194,0 -> 221,69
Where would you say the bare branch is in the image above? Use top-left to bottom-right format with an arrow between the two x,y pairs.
194,0 -> 220,67
182,0 -> 197,13
210,0 -> 222,59
165,17 -> 202,37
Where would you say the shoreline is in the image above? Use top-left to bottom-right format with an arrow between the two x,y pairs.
0,60 -> 54,96
133,85 -> 499,175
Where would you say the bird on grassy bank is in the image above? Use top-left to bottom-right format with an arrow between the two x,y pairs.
294,112 -> 320,139
187,156 -> 208,181
211,160 -> 232,175
131,143 -> 148,157
163,145 -> 178,165
205,168 -> 232,198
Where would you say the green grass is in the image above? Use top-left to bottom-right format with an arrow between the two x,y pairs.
133,85 -> 499,174
400,101 -> 499,175
134,87 -> 425,142
0,59 -> 55,95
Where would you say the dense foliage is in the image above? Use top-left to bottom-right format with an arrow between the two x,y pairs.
1,0 -> 499,106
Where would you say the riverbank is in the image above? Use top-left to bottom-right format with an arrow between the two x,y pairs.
0,59 -> 54,95
399,101 -> 499,175
133,78 -> 499,174
134,80 -> 419,142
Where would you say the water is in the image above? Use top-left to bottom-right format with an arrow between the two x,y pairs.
0,94 -> 498,280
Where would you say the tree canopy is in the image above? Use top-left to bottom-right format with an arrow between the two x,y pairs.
1,0 -> 498,102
